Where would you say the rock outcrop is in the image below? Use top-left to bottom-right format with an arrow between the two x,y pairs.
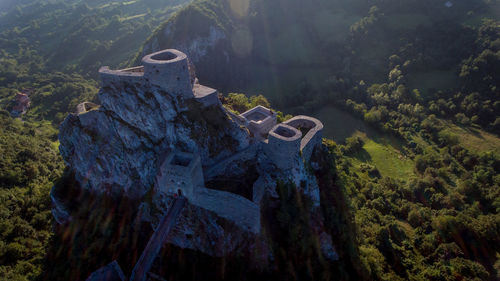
59,53 -> 249,199
59,49 -> 334,270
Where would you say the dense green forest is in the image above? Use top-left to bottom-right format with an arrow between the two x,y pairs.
0,0 -> 499,280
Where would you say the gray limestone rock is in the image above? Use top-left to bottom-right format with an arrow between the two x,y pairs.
59,69 -> 249,199
59,49 -> 332,267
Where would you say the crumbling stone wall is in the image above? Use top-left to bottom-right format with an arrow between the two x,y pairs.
99,66 -> 145,87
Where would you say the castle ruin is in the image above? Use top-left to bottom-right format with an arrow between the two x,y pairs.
80,48 -> 325,234
70,48 -> 326,280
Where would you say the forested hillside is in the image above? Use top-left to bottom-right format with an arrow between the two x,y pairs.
0,0 -> 191,279
139,0 -> 499,133
0,0 -> 499,280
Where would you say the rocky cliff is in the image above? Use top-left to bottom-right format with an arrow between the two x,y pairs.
57,48 -> 339,271
59,76 -> 249,199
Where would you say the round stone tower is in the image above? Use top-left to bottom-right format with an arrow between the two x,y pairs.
265,124 -> 302,170
142,49 -> 194,99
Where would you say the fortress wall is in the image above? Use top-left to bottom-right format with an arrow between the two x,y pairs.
156,166 -> 195,199
227,110 -> 248,126
284,116 -> 324,162
142,49 -> 193,99
190,157 -> 205,188
194,93 -> 219,107
300,129 -> 322,162
193,84 -> 220,107
99,67 -> 144,88
264,124 -> 302,170
192,187 -> 260,233
247,116 -> 276,137
252,174 -> 273,204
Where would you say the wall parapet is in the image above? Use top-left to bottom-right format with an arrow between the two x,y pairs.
99,66 -> 144,87
193,83 -> 219,107
155,150 -> 261,233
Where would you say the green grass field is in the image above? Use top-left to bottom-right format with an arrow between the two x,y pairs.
444,122 -> 500,154
314,106 -> 414,180
359,136 -> 414,179
348,132 -> 414,180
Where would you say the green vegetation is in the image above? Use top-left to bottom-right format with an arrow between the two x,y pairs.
348,134 -> 414,180
0,1 -> 191,280
443,122 -> 500,154
0,115 -> 64,279
325,39 -> 500,280
332,136 -> 499,279
221,93 -> 292,122
0,0 -> 188,76
0,0 -> 499,280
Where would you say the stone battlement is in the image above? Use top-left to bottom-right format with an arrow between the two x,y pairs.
99,66 -> 145,85
192,188 -> 260,233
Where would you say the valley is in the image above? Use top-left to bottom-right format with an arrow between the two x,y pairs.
0,0 -> 499,280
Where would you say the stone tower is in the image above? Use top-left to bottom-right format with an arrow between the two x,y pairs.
156,152 -> 204,200
264,124 -> 302,170
142,49 -> 194,98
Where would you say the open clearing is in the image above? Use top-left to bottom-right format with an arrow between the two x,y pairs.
314,105 -> 414,180
350,132 -> 414,180
444,122 -> 500,154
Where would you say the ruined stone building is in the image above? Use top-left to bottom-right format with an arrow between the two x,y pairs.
56,49 -> 331,281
